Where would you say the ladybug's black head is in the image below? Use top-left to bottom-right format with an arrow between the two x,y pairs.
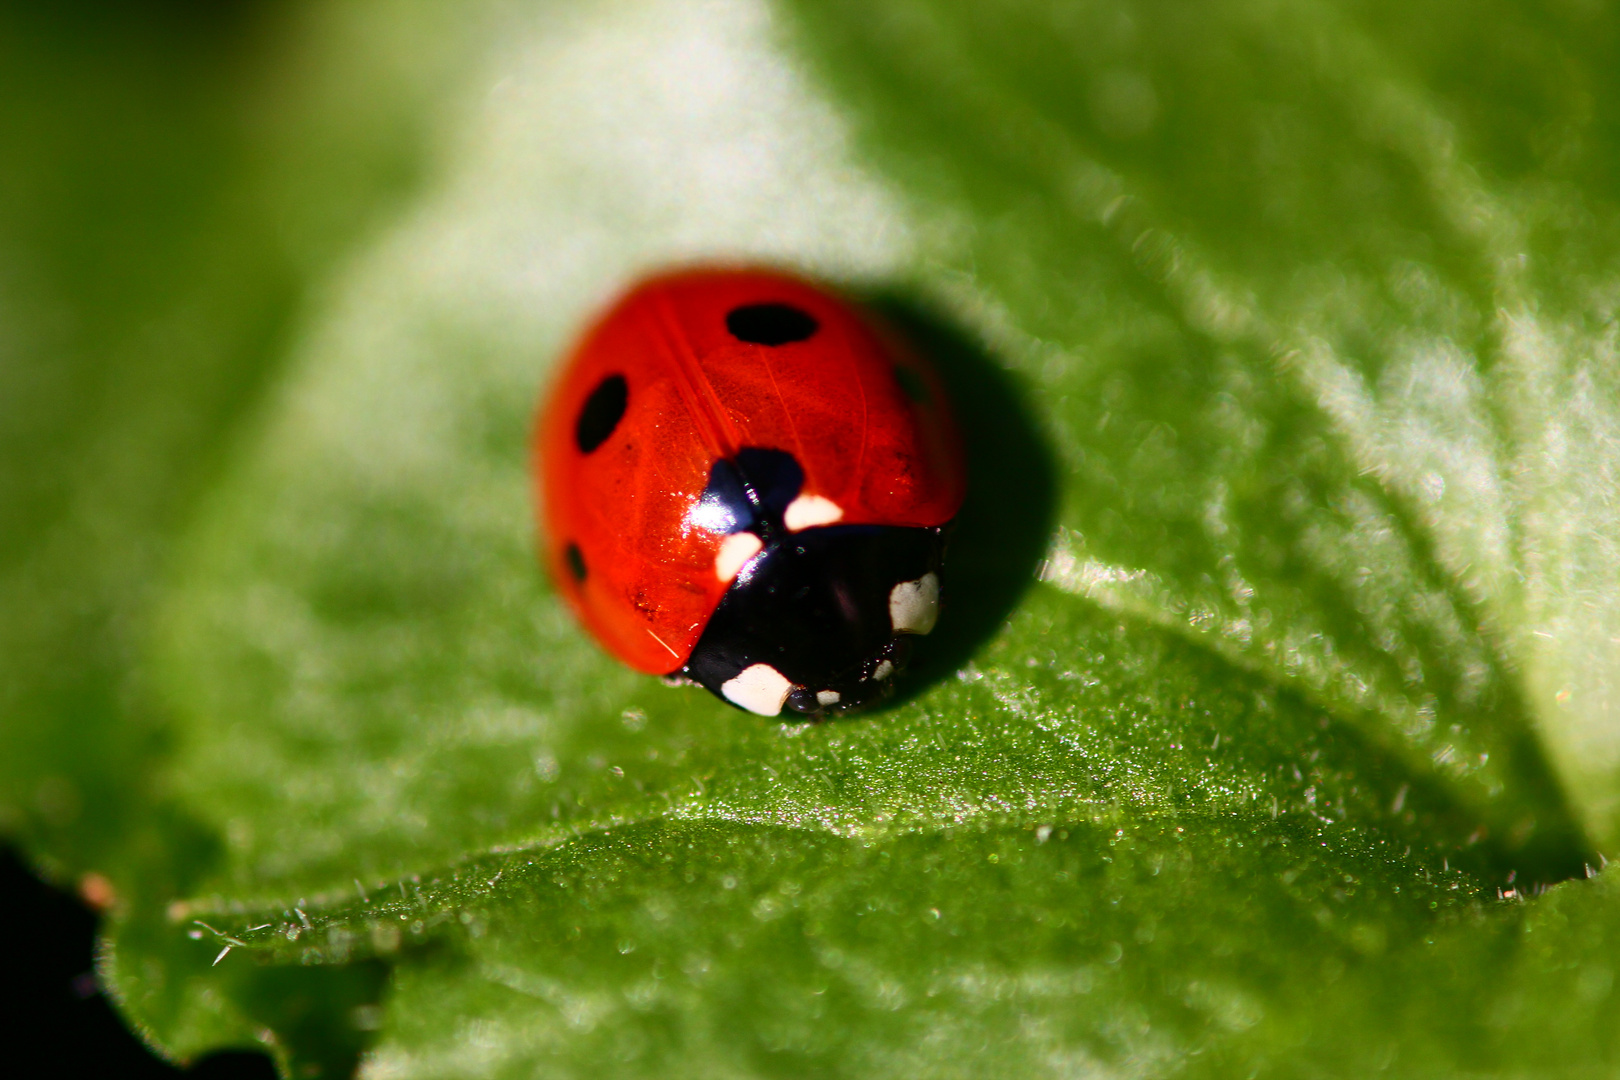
679,449 -> 948,718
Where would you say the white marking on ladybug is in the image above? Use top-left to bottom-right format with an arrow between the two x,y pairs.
872,659 -> 895,682
714,532 -> 763,582
816,689 -> 841,707
783,494 -> 843,532
721,663 -> 793,716
889,572 -> 940,635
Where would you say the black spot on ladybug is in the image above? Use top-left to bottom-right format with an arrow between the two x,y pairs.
735,447 -> 805,518
725,303 -> 819,345
565,542 -> 587,583
894,364 -> 929,404
576,374 -> 628,454
691,448 -> 806,536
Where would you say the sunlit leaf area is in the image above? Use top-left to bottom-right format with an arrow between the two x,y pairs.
4,0 -> 1620,1076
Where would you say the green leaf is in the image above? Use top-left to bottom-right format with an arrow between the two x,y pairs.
286,824 -> 1620,1079
0,0 -> 489,880
3,0 -> 1618,1075
180,818 -> 1488,1077
782,0 -> 1620,850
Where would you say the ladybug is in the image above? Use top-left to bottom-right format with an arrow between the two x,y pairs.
536,267 -> 966,717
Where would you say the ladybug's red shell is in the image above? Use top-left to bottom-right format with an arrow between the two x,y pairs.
537,267 -> 965,683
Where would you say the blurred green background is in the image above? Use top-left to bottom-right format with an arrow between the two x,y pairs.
4,0 -> 1620,1076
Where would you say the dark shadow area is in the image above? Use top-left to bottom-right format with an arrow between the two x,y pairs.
1233,668 -> 1597,891
223,959 -> 392,1079
0,0 -> 265,33
0,846 -> 276,1079
1362,489 -> 1594,889
1377,725 -> 1595,890
862,292 -> 1061,705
